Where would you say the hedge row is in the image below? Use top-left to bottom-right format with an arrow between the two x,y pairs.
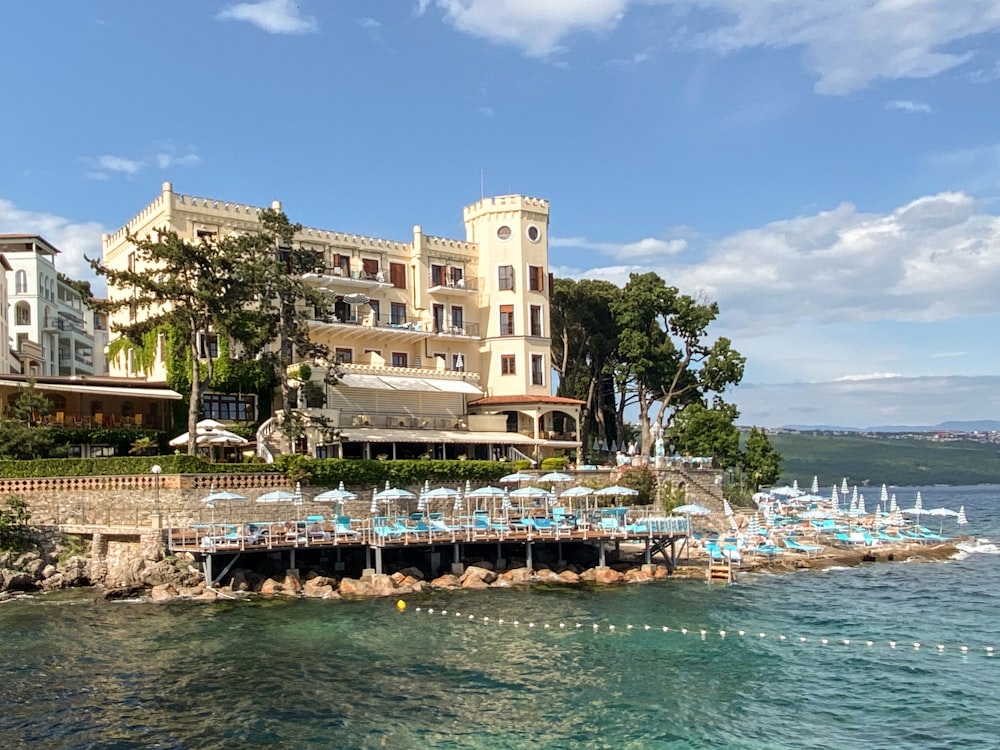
0,455 -> 531,485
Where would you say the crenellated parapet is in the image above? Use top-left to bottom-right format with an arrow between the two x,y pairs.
463,194 -> 550,220
422,234 -> 478,254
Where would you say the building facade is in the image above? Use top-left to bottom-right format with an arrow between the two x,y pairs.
102,183 -> 581,462
1,234 -> 100,378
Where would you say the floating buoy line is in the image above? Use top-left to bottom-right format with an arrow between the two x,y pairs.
408,606 -> 996,658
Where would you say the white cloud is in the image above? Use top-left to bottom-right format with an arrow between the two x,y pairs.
217,0 -> 318,34
551,235 -> 687,261
84,147 -> 201,180
92,155 -> 144,176
886,99 -> 932,114
358,17 -> 382,30
426,0 -> 630,57
660,191 -> 1000,331
0,199 -> 107,295
423,0 -> 1000,93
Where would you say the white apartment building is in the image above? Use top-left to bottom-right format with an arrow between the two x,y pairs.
103,183 -> 582,462
1,234 -> 99,378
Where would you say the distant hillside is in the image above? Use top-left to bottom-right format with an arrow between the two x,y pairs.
780,420 -> 1000,433
769,432 -> 1000,486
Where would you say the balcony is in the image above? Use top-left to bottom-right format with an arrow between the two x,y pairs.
432,321 -> 480,338
302,268 -> 392,293
428,276 -> 477,296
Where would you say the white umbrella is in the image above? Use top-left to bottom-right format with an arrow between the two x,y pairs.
957,506 -> 968,526
746,513 -> 761,544
595,485 -> 639,498
502,489 -> 513,512
424,486 -> 461,499
201,490 -> 247,530
925,507 -> 959,533
315,486 -> 357,502
674,503 -> 711,515
370,486 -> 381,514
465,485 -> 507,499
830,487 -> 840,515
560,485 -> 594,498
499,472 -> 536,484
510,486 -> 552,499
256,490 -> 296,503
889,493 -> 898,513
840,477 -> 849,496
539,471 -> 573,483
375,486 -> 416,501
202,490 -> 247,503
880,483 -> 889,506
858,494 -> 866,515
722,498 -> 734,517
811,475 -> 819,494
792,479 -> 800,493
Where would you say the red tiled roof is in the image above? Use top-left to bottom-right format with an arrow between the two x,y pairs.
468,394 -> 585,406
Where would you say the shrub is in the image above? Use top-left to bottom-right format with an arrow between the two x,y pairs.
540,456 -> 569,470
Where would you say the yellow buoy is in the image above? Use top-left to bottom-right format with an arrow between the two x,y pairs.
396,599 -> 406,611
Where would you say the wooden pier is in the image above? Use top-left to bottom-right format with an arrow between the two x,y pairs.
167,512 -> 690,588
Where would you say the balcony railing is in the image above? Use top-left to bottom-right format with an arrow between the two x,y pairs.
44,317 -> 86,334
428,276 -> 478,293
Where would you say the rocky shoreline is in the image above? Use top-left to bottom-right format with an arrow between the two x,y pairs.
0,526 -> 962,604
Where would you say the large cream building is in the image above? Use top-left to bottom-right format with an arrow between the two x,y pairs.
103,182 -> 582,462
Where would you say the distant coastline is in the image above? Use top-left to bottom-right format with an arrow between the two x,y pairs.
768,431 -> 1000,486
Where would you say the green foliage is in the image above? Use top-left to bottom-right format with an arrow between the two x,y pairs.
659,480 -> 688,513
273,456 -> 512,488
0,495 -> 33,552
46,427 -> 163,455
668,399 -> 741,468
617,466 -> 657,506
0,455 -> 267,478
0,420 -> 55,459
540,456 -> 569,470
57,534 -> 90,563
769,431 -> 1000,486
740,427 -> 783,491
6,382 -> 53,424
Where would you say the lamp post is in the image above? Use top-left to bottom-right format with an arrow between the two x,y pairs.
151,464 -> 162,529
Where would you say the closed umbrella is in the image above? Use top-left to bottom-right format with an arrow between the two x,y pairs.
830,486 -> 840,515
811,475 -> 819,494
957,506 -> 968,526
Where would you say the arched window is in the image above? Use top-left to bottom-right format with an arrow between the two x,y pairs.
15,270 -> 27,294
14,301 -> 30,326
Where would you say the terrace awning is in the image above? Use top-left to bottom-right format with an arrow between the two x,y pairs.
337,373 -> 481,395
0,379 -> 182,399
340,428 -> 537,445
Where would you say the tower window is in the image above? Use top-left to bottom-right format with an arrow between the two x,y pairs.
526,225 -> 540,242
498,265 -> 514,291
497,226 -> 511,240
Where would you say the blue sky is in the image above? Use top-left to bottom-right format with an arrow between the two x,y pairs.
3,0 -> 1000,429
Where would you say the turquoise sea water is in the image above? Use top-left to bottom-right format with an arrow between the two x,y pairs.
2,485 -> 998,750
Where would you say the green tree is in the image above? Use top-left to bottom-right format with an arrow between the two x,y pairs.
89,229 -> 265,454
668,398 -> 741,468
741,426 -> 783,491
0,383 -> 54,459
550,277 -> 622,455
612,273 -> 745,454
227,209 -> 336,449
0,495 -> 32,553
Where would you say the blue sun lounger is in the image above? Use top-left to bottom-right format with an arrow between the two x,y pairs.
783,538 -> 823,556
